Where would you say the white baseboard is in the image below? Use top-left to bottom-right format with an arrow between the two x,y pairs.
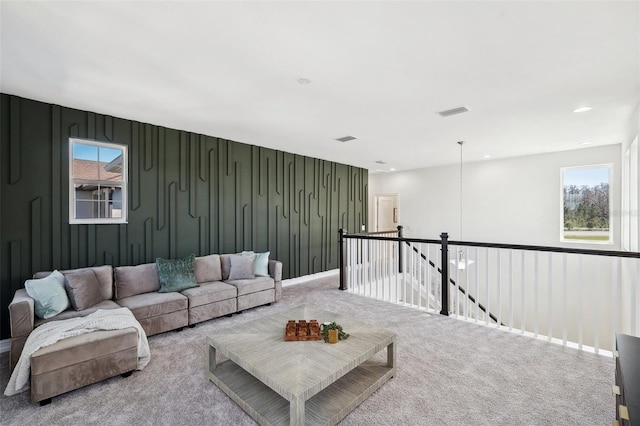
0,338 -> 9,354
282,269 -> 338,287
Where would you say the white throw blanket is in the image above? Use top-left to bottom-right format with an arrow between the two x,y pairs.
4,307 -> 150,396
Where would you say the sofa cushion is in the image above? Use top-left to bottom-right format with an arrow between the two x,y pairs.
220,254 -> 232,280
194,254 -> 222,283
116,292 -> 187,320
181,282 -> 237,308
34,265 -> 114,302
30,328 -> 138,376
156,254 -> 198,293
114,263 -> 160,300
228,255 -> 255,280
226,276 -> 275,296
242,251 -> 270,277
25,271 -> 70,319
64,269 -> 103,311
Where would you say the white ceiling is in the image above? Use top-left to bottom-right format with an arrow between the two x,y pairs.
1,1 -> 638,172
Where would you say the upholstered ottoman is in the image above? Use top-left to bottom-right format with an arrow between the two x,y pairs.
30,328 -> 138,405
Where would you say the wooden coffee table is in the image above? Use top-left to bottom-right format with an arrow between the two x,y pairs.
206,304 -> 396,425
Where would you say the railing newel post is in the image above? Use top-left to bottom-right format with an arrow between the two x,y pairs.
397,225 -> 404,273
339,228 -> 347,290
440,232 -> 450,316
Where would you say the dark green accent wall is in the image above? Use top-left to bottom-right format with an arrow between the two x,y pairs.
0,94 -> 368,339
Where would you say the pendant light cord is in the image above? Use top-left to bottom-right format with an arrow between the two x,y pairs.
458,141 -> 464,244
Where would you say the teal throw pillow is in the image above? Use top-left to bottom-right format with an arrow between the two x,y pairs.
241,251 -> 270,277
156,254 -> 198,293
25,270 -> 71,319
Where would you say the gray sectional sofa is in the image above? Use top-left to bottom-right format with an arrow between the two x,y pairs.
8,253 -> 283,373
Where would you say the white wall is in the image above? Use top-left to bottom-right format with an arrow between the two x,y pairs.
369,145 -> 622,249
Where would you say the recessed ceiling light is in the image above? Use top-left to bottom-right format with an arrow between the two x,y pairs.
572,106 -> 592,113
579,141 -> 593,146
297,77 -> 311,85
482,154 -> 491,159
335,136 -> 356,143
389,168 -> 396,172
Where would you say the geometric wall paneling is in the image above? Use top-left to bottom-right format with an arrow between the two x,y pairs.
0,93 -> 368,339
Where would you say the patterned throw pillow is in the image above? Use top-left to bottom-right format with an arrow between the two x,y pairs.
156,254 -> 198,293
25,270 -> 70,319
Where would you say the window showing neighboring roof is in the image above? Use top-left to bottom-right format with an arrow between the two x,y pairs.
69,138 -> 127,224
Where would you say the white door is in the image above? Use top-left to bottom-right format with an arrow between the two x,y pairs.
376,195 -> 398,232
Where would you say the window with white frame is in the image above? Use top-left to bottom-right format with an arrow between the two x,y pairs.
69,138 -> 127,224
561,164 -> 611,243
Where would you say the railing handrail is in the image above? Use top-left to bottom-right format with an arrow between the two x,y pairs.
341,232 -> 640,259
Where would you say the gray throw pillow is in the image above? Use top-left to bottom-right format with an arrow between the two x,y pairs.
156,254 -> 198,293
64,269 -> 103,311
228,255 -> 256,280
194,254 -> 222,283
24,270 -> 70,319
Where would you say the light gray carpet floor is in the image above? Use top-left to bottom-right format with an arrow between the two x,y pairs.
0,275 -> 615,425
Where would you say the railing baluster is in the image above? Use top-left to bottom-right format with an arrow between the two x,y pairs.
534,252 -> 539,337
485,248 -> 490,325
547,253 -> 553,342
427,244 -> 431,311
497,249 -> 502,328
578,255 -> 583,350
509,250 -> 513,331
562,253 -> 568,346
612,256 -> 618,352
521,251 -> 525,335
368,239 -> 373,299
355,238 -> 360,295
594,257 -> 600,354
464,246 -> 469,321
632,257 -> 639,335
454,246 -> 460,317
475,247 -> 480,323
389,239 -> 394,302
418,243 -> 423,309
382,239 -> 386,297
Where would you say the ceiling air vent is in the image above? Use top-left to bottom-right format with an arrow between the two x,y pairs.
335,136 -> 356,143
375,160 -> 387,164
437,106 -> 469,117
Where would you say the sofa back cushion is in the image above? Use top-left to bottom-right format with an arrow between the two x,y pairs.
220,254 -> 233,280
194,254 -> 222,283
114,263 -> 160,300
33,265 -> 114,301
64,269 -> 104,311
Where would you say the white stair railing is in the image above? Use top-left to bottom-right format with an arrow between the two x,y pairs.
341,230 -> 640,356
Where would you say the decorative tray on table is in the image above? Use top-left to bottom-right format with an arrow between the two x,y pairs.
284,319 -> 322,341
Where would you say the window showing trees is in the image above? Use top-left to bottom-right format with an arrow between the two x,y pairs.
562,165 -> 611,243
69,138 -> 127,224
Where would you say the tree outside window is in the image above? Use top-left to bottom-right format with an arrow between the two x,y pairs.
561,165 -> 611,243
